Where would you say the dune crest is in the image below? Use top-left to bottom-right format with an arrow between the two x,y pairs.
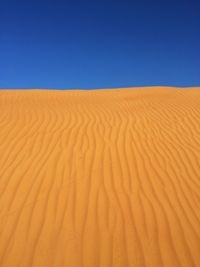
0,87 -> 200,267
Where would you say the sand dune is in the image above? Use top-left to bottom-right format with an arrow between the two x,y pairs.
0,87 -> 200,267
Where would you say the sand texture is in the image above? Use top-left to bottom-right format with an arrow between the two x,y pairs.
0,87 -> 200,267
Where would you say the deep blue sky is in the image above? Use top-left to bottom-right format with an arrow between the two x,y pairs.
0,0 -> 200,89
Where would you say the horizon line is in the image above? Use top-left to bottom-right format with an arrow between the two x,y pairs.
0,85 -> 200,91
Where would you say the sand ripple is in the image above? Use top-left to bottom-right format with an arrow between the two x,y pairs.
0,87 -> 200,266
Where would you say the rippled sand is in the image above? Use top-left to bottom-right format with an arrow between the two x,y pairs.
0,87 -> 200,267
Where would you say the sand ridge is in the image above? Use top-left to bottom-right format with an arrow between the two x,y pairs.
0,87 -> 200,267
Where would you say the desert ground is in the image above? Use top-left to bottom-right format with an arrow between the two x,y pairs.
0,87 -> 200,267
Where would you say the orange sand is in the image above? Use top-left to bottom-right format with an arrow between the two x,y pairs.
0,87 -> 200,267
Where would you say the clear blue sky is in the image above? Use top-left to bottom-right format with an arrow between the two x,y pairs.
0,0 -> 200,89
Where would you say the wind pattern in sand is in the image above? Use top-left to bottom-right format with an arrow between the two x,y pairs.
0,88 -> 200,267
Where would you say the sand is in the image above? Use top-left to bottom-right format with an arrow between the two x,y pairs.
0,87 -> 200,267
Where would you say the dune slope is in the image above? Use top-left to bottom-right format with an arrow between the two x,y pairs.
0,87 -> 200,267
